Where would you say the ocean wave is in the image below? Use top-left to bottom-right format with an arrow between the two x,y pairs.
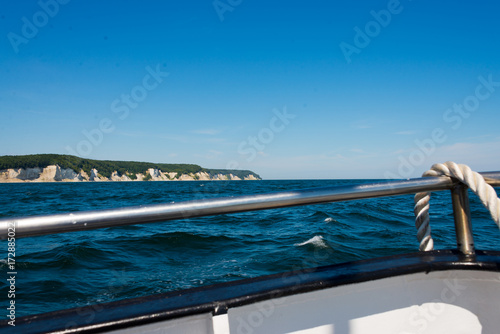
294,235 -> 329,248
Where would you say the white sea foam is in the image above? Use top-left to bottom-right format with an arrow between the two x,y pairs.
295,235 -> 328,248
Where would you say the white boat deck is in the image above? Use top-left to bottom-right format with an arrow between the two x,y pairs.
109,269 -> 499,334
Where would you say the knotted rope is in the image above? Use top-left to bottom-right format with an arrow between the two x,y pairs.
414,161 -> 500,251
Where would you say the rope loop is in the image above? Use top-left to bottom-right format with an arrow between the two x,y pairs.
414,161 -> 500,251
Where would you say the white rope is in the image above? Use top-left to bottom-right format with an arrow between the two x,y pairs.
414,161 -> 500,251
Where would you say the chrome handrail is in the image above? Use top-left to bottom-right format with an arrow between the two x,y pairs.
1,172 -> 499,240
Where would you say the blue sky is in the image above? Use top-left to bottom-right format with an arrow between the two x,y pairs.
1,0 -> 499,179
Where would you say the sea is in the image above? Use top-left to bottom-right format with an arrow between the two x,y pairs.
0,179 -> 499,318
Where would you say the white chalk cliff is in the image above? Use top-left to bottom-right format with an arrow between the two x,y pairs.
0,165 -> 260,183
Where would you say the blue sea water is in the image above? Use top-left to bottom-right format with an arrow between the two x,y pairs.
0,180 -> 499,318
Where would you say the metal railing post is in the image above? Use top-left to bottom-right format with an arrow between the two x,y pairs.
450,183 -> 475,255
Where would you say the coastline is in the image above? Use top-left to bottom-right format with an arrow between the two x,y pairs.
0,165 -> 261,183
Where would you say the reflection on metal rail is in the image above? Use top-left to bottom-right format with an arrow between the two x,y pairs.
1,172 -> 499,240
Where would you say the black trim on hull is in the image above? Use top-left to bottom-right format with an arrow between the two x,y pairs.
3,249 -> 500,333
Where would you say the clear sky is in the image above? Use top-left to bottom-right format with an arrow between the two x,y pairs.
1,0 -> 499,179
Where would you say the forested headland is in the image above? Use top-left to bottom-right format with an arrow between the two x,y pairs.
0,154 -> 261,180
